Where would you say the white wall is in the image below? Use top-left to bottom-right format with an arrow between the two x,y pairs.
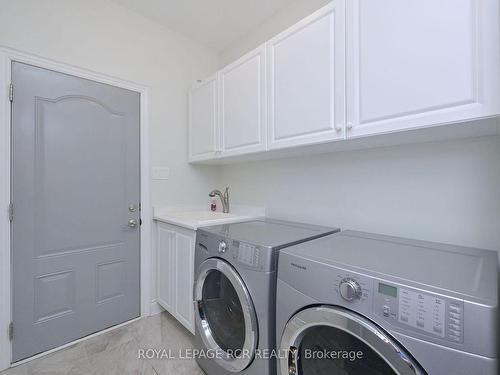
218,137 -> 500,251
0,0 -> 220,207
217,0 -> 500,253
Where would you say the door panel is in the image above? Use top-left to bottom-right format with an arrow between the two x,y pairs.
267,1 -> 345,149
157,225 -> 175,312
346,0 -> 500,137
189,76 -> 218,161
34,96 -> 126,256
174,232 -> 195,333
220,45 -> 266,155
34,271 -> 75,323
12,62 -> 141,361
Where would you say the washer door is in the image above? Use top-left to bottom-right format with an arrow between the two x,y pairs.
194,258 -> 258,372
280,306 -> 426,375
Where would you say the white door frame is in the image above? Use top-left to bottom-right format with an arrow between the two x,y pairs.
0,46 -> 152,371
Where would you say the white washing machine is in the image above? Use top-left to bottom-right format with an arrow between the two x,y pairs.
194,219 -> 339,375
276,231 -> 498,375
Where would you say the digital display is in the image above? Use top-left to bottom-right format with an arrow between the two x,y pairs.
378,283 -> 397,298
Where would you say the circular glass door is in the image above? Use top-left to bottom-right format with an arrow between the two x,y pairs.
194,258 -> 258,372
280,306 -> 426,375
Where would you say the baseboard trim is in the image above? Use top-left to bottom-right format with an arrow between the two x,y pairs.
150,300 -> 165,316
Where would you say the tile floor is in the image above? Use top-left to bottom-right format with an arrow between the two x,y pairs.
1,312 -> 204,375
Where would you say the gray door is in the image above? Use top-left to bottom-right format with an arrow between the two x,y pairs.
11,62 -> 141,362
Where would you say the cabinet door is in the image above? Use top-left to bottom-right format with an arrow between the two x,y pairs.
219,45 -> 267,156
267,1 -> 345,150
346,0 -> 500,138
174,231 -> 195,334
188,75 -> 218,161
157,224 -> 176,313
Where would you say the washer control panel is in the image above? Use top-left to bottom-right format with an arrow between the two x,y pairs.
374,281 -> 464,343
399,288 -> 446,337
232,241 -> 262,269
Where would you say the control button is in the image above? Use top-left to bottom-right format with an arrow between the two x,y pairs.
433,326 -> 443,334
400,315 -> 408,322
218,241 -> 227,253
449,312 -> 461,320
383,306 -> 390,317
339,278 -> 362,302
416,320 -> 424,328
449,323 -> 461,331
449,305 -> 461,313
449,318 -> 460,325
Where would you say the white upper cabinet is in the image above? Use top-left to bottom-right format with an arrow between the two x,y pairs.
267,1 -> 346,150
219,45 -> 267,156
188,75 -> 218,161
188,0 -> 500,163
346,0 -> 500,138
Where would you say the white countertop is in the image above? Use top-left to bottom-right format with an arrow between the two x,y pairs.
153,205 -> 265,230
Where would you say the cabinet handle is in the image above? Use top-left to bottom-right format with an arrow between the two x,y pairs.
347,122 -> 353,130
334,124 -> 343,132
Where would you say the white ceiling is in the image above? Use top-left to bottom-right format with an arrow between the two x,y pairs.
112,0 -> 299,51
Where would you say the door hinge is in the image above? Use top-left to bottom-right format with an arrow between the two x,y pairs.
9,83 -> 13,102
8,322 -> 13,341
8,203 -> 14,222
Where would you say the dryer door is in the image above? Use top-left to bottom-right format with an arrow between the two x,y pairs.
280,306 -> 426,375
194,258 -> 258,372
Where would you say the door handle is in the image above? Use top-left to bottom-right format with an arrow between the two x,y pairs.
128,219 -> 138,229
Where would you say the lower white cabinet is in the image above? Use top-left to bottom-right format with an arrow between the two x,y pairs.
156,222 -> 195,334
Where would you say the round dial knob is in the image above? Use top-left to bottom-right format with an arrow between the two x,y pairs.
218,240 -> 227,253
339,278 -> 362,301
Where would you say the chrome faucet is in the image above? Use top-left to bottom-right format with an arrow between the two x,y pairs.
209,187 -> 230,213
